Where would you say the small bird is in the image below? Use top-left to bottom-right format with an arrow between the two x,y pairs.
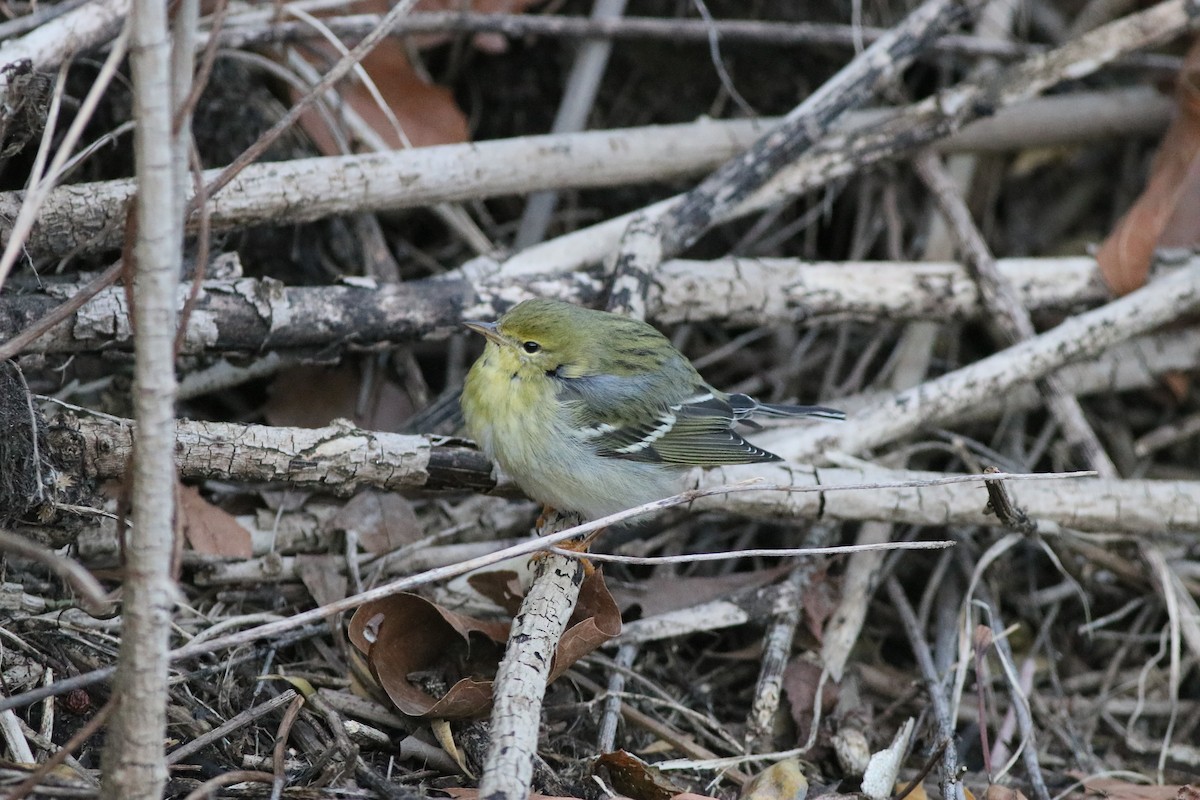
461,299 -> 844,521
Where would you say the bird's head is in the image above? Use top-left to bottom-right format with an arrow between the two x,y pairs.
463,298 -> 588,378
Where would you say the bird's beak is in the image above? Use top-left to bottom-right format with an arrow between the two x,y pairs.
463,319 -> 505,346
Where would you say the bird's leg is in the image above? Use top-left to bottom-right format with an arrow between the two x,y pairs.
532,509 -> 600,572
561,526 -> 607,552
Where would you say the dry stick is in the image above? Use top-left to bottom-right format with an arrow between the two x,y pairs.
514,0 -> 627,249
56,414 -> 1200,534
568,670 -> 750,783
0,87 -> 1171,262
0,20 -> 131,292
0,0 -> 90,40
969,579 -> 1051,800
216,10 -> 1176,72
734,0 -> 1200,231
744,525 -> 835,751
6,698 -> 117,800
889,0 -> 1013,422
0,0 -> 129,105
214,11 -> 1031,60
181,771 -> 275,800
699,463 -> 1199,535
886,577 -> 965,800
914,151 -> 1118,477
1135,410 -> 1200,457
552,539 -> 951,565
1,255 -> 1117,356
478,514 -> 585,799
658,0 -> 985,257
605,212 -> 660,318
916,150 -> 1200,722
96,0 -> 182,794
0,260 -> 124,361
821,521 -> 894,684
596,643 -> 639,752
944,326 -> 1200,424
166,690 -> 298,765
270,694 -> 306,800
490,0 -> 1199,280
66,416 -> 496,495
768,263 -> 1200,462
0,473 -> 1075,717
0,0 -> 421,363
0,528 -> 109,613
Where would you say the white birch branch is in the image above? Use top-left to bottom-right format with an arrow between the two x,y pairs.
54,416 -> 1200,534
0,0 -> 129,97
63,416 -> 494,496
8,255 -> 1112,354
688,463 -> 1200,535
0,88 -> 1169,260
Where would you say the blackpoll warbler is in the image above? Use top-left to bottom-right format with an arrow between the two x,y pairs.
461,299 -> 844,520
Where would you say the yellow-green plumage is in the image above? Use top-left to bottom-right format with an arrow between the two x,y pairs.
461,299 -> 843,520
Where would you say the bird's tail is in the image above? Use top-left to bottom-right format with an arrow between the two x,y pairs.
729,394 -> 846,421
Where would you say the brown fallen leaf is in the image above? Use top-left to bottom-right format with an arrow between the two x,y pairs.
781,656 -> 838,745
595,750 -> 688,800
326,490 -> 422,555
296,554 -> 349,610
548,565 -> 622,683
468,569 -> 525,616
178,484 -> 253,558
296,0 -> 463,155
347,592 -> 509,719
983,785 -> 1027,800
609,564 -> 794,619
1095,37 -> 1200,296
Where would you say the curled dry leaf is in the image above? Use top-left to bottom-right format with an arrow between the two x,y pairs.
347,592 -> 509,719
347,567 -> 621,719
1096,38 -> 1200,296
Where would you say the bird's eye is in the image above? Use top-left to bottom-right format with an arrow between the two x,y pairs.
522,341 -> 541,354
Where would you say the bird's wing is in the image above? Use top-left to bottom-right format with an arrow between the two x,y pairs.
571,387 -> 782,466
